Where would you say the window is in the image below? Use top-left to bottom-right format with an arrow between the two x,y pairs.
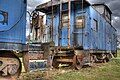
105,9 -> 111,23
62,13 -> 69,27
76,16 -> 85,28
93,19 -> 98,31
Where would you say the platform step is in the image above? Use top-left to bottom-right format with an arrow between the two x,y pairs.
56,59 -> 73,63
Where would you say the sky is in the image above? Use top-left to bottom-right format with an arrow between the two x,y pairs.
27,0 -> 120,38
27,0 -> 50,12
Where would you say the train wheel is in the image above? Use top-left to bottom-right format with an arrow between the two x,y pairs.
0,51 -> 21,80
90,55 -> 96,63
103,54 -> 111,63
52,56 -> 59,68
73,55 -> 84,70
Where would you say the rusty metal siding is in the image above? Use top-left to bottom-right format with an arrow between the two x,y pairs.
45,2 -> 90,47
28,52 -> 44,60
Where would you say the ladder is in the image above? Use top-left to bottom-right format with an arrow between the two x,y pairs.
59,0 -> 71,48
51,0 -> 54,41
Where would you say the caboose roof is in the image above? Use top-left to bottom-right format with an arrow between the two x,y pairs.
92,3 -> 112,14
36,0 -> 90,13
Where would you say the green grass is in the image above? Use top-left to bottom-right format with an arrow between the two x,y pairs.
53,60 -> 120,80
52,51 -> 120,80
117,50 -> 120,58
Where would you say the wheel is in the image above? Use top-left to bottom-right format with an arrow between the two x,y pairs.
90,55 -> 96,63
0,51 -> 21,80
73,55 -> 84,70
104,54 -> 112,62
52,56 -> 59,68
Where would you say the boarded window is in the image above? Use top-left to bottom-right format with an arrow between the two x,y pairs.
93,19 -> 98,31
62,13 -> 69,27
76,16 -> 85,28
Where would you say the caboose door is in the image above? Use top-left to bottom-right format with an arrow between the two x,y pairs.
73,14 -> 86,47
60,13 -> 69,47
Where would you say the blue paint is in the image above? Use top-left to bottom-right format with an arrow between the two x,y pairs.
0,0 -> 27,51
39,1 -> 117,52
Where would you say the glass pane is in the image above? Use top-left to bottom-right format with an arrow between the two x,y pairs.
62,14 -> 68,22
62,13 -> 68,27
76,16 -> 85,28
93,19 -> 98,31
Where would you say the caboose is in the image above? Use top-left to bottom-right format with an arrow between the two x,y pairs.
32,0 -> 117,69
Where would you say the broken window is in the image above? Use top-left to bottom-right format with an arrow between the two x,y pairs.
76,16 -> 85,28
62,13 -> 69,27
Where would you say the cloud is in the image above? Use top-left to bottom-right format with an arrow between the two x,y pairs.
27,0 -> 50,12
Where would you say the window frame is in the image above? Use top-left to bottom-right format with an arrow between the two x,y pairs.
104,9 -> 111,23
75,16 -> 85,29
62,13 -> 69,27
93,19 -> 98,32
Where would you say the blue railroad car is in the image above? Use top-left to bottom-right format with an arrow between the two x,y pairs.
0,0 -> 26,50
35,0 -> 117,69
0,0 -> 27,79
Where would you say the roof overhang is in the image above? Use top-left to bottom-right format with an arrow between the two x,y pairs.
92,3 -> 112,14
35,0 -> 91,13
